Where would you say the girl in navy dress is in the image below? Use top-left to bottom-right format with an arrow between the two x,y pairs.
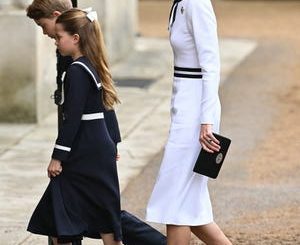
27,8 -> 122,245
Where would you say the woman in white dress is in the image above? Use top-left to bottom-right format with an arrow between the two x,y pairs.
146,0 -> 232,244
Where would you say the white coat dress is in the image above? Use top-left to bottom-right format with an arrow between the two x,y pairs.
146,0 -> 221,225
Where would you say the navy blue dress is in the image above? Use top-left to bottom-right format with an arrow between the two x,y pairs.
27,56 -> 122,242
56,52 -> 121,146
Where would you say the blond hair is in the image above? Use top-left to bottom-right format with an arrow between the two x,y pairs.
56,9 -> 120,109
26,0 -> 72,20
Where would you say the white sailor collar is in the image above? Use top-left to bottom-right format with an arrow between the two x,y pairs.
71,57 -> 102,90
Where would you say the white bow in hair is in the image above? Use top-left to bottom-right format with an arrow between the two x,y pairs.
83,7 -> 98,22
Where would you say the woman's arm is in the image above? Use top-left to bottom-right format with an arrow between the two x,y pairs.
186,0 -> 221,152
186,0 -> 220,124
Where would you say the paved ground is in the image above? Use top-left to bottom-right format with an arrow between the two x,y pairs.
0,37 -> 253,244
1,0 -> 300,244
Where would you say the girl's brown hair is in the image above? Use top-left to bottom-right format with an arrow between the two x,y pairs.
56,9 -> 120,109
27,0 -> 72,20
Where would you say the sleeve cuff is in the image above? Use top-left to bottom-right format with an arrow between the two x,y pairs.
51,144 -> 71,161
200,113 -> 215,125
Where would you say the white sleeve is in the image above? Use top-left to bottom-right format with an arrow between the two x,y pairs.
186,0 -> 220,124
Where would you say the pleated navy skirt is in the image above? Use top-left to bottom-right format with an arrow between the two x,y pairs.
27,120 -> 122,242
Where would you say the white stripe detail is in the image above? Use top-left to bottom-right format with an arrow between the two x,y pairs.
55,144 -> 71,152
174,70 -> 203,75
61,71 -> 66,81
58,71 -> 66,105
81,112 -> 104,120
72,61 -> 102,89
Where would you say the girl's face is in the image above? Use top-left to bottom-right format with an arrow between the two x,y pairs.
55,23 -> 79,57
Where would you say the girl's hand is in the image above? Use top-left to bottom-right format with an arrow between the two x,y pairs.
116,154 -> 120,161
47,159 -> 62,178
199,124 -> 220,153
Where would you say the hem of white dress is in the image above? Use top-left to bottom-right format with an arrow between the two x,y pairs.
146,217 -> 214,226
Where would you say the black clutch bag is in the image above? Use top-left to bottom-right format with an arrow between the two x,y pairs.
193,133 -> 231,179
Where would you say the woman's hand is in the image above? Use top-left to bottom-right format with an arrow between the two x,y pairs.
47,159 -> 62,178
116,154 -> 120,161
199,124 -> 220,153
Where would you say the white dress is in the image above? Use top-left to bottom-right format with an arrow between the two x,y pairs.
146,0 -> 221,225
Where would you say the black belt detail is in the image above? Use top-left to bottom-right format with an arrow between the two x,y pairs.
174,73 -> 203,79
174,66 -> 202,72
